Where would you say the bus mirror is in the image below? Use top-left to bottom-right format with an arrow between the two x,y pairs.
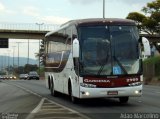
142,37 -> 151,56
73,38 -> 79,58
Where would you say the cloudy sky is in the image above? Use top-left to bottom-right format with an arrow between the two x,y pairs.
0,0 -> 153,24
0,0 -> 153,60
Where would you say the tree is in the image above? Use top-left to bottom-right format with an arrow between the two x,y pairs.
35,39 -> 45,66
126,12 -> 146,31
24,64 -> 38,73
126,0 -> 160,35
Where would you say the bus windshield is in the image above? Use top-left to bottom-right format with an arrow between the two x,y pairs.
79,25 -> 140,76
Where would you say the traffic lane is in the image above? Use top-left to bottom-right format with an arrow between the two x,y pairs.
2,81 -> 91,119
0,82 -> 41,119
6,80 -> 160,112
143,85 -> 160,98
5,80 -> 160,118
136,85 -> 160,109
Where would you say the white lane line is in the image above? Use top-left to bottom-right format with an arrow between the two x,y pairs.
46,99 -> 91,119
26,98 -> 45,119
31,98 -> 45,113
3,81 -> 42,98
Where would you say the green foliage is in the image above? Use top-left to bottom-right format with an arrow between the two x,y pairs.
0,71 -> 6,75
35,39 -> 45,66
144,56 -> 160,64
126,0 -> 160,35
24,64 -> 38,73
142,0 -> 160,14
157,76 -> 160,81
37,66 -> 44,76
144,56 -> 160,76
126,12 -> 146,23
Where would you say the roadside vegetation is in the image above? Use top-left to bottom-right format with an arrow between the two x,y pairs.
126,0 -> 160,85
126,0 -> 160,53
143,56 -> 160,85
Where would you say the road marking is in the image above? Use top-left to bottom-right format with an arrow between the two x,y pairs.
26,98 -> 45,119
3,81 -> 91,119
3,81 -> 42,98
138,100 -> 142,103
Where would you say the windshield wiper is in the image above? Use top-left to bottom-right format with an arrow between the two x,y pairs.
113,56 -> 128,75
97,52 -> 110,76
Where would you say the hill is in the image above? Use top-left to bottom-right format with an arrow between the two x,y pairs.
0,56 -> 38,68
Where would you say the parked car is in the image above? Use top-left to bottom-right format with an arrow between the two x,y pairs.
28,71 -> 39,80
19,74 -> 28,80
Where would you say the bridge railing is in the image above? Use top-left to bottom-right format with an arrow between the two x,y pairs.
0,22 -> 59,31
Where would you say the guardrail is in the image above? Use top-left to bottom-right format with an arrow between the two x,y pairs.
0,22 -> 59,31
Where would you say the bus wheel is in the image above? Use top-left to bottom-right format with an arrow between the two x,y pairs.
71,93 -> 78,103
50,80 -> 58,97
68,82 -> 78,103
119,97 -> 129,103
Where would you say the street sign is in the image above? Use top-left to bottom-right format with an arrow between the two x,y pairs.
0,38 -> 8,48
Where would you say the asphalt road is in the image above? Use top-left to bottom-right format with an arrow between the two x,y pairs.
1,80 -> 160,119
0,81 -> 41,119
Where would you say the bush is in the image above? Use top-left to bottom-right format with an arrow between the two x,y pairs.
37,66 -> 44,76
143,56 -> 160,76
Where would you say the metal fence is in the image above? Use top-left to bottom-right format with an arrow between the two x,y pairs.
0,22 -> 59,31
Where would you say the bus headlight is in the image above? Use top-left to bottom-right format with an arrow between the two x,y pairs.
80,83 -> 96,88
135,90 -> 142,94
129,82 -> 142,86
81,91 -> 90,96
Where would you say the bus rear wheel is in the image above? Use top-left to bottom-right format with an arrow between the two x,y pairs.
50,80 -> 58,97
119,97 -> 129,103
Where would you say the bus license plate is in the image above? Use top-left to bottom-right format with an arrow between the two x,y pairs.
107,91 -> 118,95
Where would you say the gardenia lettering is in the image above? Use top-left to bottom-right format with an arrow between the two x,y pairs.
84,79 -> 110,83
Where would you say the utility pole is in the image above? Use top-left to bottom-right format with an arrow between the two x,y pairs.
8,52 -> 9,75
1,55 -> 3,71
36,23 -> 44,75
16,42 -> 21,74
7,50 -> 11,76
12,46 -> 16,75
103,0 -> 105,18
27,39 -> 29,64
3,53 -> 6,71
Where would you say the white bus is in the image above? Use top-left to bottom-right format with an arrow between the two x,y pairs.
44,18 -> 150,103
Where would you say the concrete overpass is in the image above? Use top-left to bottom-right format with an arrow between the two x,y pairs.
140,34 -> 160,42
0,22 -> 159,41
0,23 -> 59,39
0,29 -> 48,39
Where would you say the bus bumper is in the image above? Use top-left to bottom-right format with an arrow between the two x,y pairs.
79,85 -> 142,98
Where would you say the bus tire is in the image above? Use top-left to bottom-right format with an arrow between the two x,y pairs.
50,79 -> 58,97
119,97 -> 129,103
68,80 -> 78,103
48,77 -> 51,89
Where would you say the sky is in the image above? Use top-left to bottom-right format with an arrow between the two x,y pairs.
0,0 -> 154,60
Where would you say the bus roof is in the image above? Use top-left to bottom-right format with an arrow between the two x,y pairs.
61,18 -> 136,27
45,18 -> 136,37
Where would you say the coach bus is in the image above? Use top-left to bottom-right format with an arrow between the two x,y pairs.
44,18 -> 150,103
